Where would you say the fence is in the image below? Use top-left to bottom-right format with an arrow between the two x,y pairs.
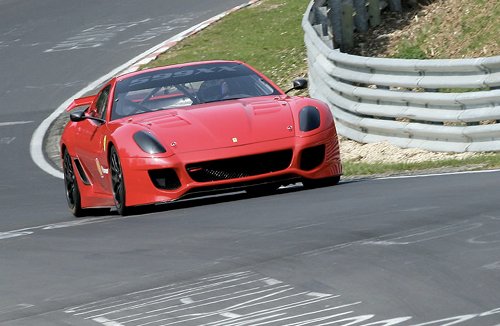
303,0 -> 500,152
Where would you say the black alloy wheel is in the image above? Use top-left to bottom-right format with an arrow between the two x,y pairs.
110,146 -> 130,216
63,150 -> 84,217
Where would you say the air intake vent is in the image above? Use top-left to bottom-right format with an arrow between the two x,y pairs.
148,169 -> 181,190
300,145 -> 325,171
186,149 -> 293,182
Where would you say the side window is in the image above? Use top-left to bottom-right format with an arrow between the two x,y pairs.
95,86 -> 110,120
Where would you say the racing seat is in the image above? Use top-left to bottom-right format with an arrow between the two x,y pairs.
197,80 -> 229,103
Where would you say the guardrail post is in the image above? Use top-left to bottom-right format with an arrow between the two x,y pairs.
340,0 -> 354,51
367,0 -> 381,27
353,0 -> 369,32
388,0 -> 402,12
312,1 -> 329,36
328,0 -> 343,49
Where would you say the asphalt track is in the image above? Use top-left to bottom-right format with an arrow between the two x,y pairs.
0,1 -> 500,325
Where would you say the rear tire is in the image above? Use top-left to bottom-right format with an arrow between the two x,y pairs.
302,175 -> 340,189
110,146 -> 132,216
63,149 -> 85,217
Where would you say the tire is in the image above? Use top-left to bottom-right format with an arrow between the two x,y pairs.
110,146 -> 132,216
63,149 -> 85,217
302,175 -> 340,189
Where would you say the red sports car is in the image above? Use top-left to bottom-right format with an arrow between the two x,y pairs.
61,60 -> 342,216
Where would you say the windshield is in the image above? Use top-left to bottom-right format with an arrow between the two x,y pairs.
111,62 -> 280,120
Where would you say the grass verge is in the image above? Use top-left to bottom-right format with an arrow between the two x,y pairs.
343,154 -> 500,176
146,0 -> 309,89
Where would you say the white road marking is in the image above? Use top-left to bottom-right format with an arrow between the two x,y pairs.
468,230 -> 500,244
84,281 -> 287,320
375,168 -> 500,180
69,272 -> 254,315
0,121 -> 33,127
410,314 -> 477,326
220,312 -> 241,319
0,137 -> 16,144
0,217 -> 111,241
307,292 -> 331,298
362,222 -> 483,246
63,270 -> 500,326
482,261 -> 500,270
0,231 -> 34,240
0,303 -> 35,315
45,20 -> 150,53
263,278 -> 282,286
41,217 -> 110,230
180,297 -> 194,304
119,24 -> 179,45
93,317 -> 125,326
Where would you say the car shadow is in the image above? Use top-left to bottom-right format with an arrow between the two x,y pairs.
113,181 -> 345,217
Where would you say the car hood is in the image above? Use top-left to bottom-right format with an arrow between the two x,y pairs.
134,97 -> 295,153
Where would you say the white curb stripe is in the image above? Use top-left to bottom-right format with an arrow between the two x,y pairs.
375,168 -> 500,180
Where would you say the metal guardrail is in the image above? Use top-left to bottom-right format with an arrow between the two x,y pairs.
303,0 -> 500,152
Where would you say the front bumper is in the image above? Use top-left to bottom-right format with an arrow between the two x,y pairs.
120,127 -> 341,206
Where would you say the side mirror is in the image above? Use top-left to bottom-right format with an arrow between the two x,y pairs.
285,78 -> 308,94
70,110 -> 86,122
69,109 -> 105,124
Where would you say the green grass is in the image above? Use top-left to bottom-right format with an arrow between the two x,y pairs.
392,36 -> 429,59
145,0 -> 500,177
147,0 -> 309,89
343,154 -> 500,176
392,0 -> 500,59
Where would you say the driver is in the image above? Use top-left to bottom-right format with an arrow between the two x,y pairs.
197,79 -> 230,103
113,94 -> 141,118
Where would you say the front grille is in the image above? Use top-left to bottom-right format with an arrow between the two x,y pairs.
300,145 -> 325,171
148,168 -> 181,190
186,149 -> 293,182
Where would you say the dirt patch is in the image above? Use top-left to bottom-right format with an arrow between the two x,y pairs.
339,136 -> 478,164
352,0 -> 500,58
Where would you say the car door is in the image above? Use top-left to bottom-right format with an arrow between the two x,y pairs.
76,84 -> 113,195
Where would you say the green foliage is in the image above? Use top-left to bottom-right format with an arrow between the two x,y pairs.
393,41 -> 428,59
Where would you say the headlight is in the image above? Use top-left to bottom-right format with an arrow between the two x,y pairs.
299,106 -> 321,132
133,131 -> 166,154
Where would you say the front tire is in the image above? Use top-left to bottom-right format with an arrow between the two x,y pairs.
63,149 -> 84,217
110,146 -> 132,216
